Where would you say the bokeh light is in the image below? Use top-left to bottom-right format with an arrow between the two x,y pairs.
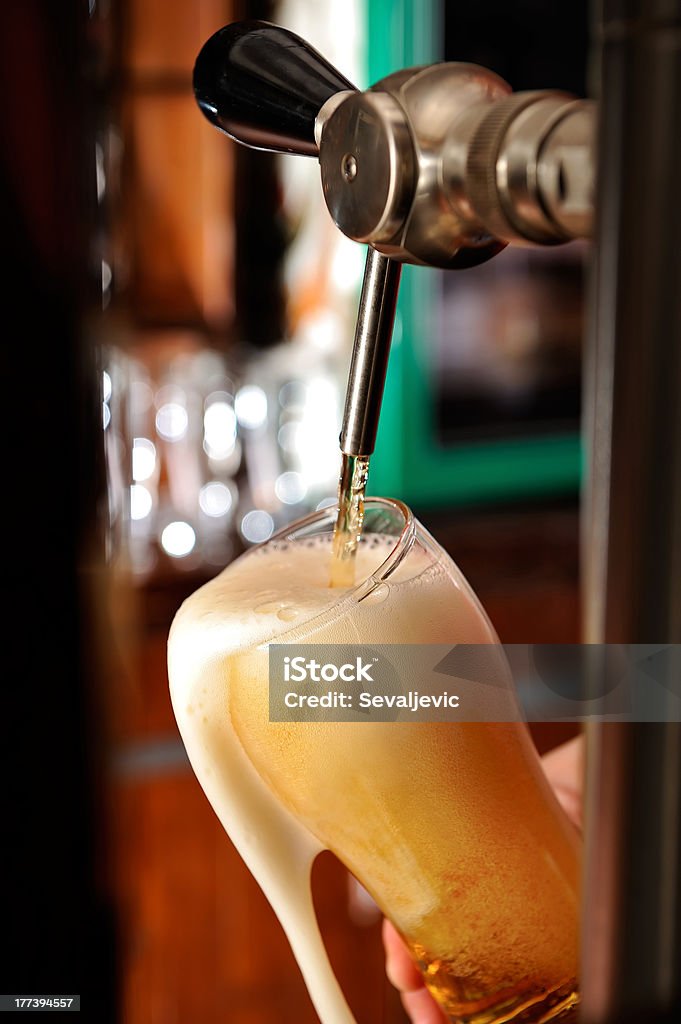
130,484 -> 153,521
199,481 -> 236,518
156,402 -> 188,442
161,521 -> 196,557
275,471 -> 307,505
240,509 -> 274,544
235,385 -> 268,430
132,438 -> 156,482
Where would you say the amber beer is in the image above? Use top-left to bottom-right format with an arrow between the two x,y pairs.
168,500 -> 579,1023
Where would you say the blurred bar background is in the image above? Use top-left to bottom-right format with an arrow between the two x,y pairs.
1,1 -> 587,1021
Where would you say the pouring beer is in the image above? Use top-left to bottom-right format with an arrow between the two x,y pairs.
168,498 -> 580,1023
168,19 -> 595,1023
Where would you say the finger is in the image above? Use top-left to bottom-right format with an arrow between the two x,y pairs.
401,985 -> 449,1024
541,734 -> 584,828
382,918 -> 423,992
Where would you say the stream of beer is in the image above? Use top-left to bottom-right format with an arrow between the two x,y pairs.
329,453 -> 370,588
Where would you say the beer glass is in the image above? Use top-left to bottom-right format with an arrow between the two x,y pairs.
169,497 -> 580,1024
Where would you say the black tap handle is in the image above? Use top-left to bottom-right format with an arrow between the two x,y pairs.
193,20 -> 356,156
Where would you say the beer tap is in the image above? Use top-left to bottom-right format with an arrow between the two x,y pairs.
193,19 -> 595,465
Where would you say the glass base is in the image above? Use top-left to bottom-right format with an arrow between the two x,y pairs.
431,979 -> 578,1024
411,946 -> 578,1024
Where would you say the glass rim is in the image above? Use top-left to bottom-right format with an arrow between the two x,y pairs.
265,495 -> 416,598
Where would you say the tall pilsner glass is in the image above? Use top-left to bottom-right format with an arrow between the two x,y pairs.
168,498 -> 580,1024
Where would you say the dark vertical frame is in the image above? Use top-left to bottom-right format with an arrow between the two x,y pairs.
581,1 -> 681,1020
0,1 -> 116,1015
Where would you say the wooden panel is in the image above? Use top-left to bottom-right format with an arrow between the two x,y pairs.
117,0 -> 235,329
124,0 -> 233,79
112,773 -> 322,1023
111,768 -> 402,1022
121,91 -> 234,328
